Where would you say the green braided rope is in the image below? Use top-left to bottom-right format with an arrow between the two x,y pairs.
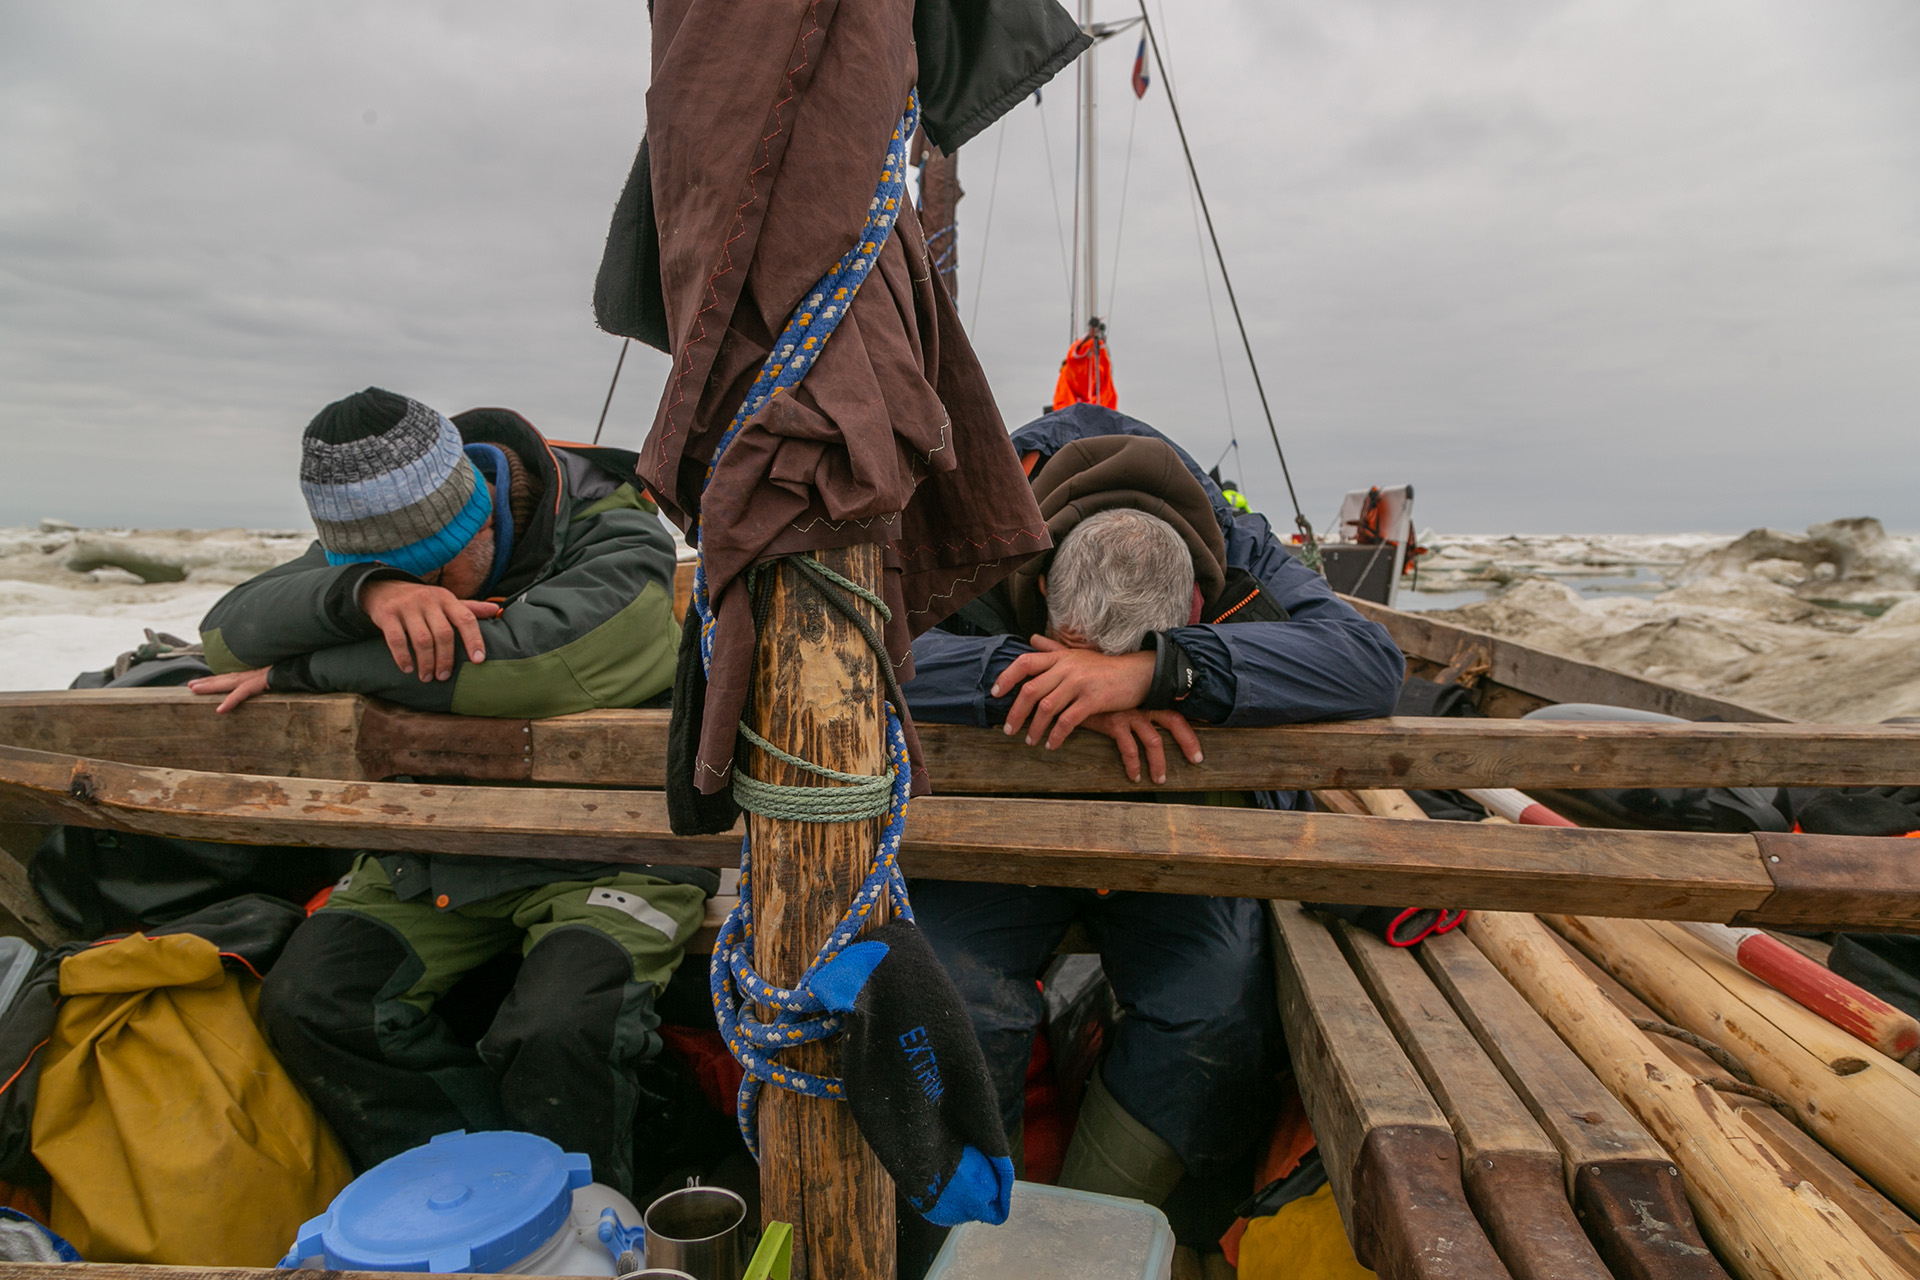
796,555 -> 891,619
725,555 -> 902,824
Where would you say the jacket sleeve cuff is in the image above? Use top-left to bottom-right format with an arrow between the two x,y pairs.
1165,626 -> 1235,723
267,653 -> 318,694
329,563 -> 415,631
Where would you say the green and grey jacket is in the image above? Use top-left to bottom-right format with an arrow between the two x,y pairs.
201,409 -> 679,719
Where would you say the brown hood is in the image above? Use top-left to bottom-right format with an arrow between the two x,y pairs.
1007,435 -> 1229,638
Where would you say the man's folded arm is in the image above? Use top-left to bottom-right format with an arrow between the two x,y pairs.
198,543 -> 408,673
270,502 -> 680,718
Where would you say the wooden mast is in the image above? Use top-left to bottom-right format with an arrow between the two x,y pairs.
747,545 -> 895,1280
920,149 -> 962,301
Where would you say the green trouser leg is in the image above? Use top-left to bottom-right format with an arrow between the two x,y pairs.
1058,1067 -> 1186,1205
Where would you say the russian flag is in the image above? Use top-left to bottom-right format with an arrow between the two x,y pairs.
1131,36 -> 1149,98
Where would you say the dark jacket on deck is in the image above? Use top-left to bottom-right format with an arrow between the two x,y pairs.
902,406 -> 1405,807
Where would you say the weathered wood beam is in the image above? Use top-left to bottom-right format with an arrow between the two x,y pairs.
1344,597 -> 1792,724
5,690 -> 1915,792
1336,920 -> 1612,1280
6,743 -> 1920,928
1269,902 -> 1512,1279
1417,928 -> 1728,1280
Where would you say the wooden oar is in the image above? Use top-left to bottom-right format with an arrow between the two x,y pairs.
1419,928 -> 1729,1280
1269,902 -> 1512,1279
1335,920 -> 1611,1280
1467,910 -> 1908,1280
1677,922 -> 1920,1065
1551,932 -> 1920,1276
1549,914 -> 1920,1222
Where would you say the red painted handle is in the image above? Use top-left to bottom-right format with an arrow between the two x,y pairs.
1736,932 -> 1920,1060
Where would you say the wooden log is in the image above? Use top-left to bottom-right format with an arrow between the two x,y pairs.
9,690 -> 1920,793
1466,910 -> 1907,1280
1343,596 -> 1792,724
1551,931 -> 1920,1277
10,742 -> 1920,928
1269,902 -> 1513,1279
745,547 -> 893,1280
1417,928 -> 1727,1280
1335,921 -> 1612,1280
1548,913 -> 1920,1221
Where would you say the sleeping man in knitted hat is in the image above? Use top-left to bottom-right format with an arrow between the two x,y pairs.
186,387 -> 707,1198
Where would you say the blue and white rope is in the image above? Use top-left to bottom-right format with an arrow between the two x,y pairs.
699,92 -> 921,1157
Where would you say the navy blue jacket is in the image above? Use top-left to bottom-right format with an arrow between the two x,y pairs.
902,406 -> 1405,807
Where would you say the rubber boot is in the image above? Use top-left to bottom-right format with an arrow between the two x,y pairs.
1058,1068 -> 1185,1205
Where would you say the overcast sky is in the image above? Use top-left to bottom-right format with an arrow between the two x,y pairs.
2,0 -> 1915,535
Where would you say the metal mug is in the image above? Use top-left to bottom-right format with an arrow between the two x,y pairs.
643,1183 -> 748,1280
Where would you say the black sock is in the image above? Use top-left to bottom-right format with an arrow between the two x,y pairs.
809,919 -> 1014,1226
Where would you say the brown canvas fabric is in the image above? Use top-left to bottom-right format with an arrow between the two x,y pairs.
641,0 -> 1049,793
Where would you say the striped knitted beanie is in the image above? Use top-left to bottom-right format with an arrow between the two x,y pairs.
300,388 -> 492,576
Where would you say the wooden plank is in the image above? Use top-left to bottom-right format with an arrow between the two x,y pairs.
1418,928 -> 1728,1280
0,689 -> 369,779
0,743 -> 1826,923
9,690 -> 1920,793
1549,914 -> 1920,1221
1466,910 -> 1906,1280
1336,921 -> 1612,1280
1344,597 -> 1793,724
1552,930 -> 1920,1278
746,547 -> 893,1280
1736,832 -> 1920,932
1268,902 -> 1512,1279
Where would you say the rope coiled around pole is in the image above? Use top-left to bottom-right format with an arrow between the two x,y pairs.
699,93 -> 921,1157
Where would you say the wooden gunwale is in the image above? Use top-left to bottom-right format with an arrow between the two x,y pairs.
0,689 -> 1913,795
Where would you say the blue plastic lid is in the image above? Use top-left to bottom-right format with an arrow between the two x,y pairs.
293,1130 -> 592,1273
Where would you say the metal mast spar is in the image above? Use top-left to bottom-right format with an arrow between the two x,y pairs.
1080,0 -> 1098,335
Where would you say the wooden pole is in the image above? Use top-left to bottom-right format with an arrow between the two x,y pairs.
918,148 -> 961,302
746,545 -> 894,1280
1465,911 -> 1907,1280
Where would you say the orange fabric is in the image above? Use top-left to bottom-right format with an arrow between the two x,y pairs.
1221,1080 -> 1320,1265
1050,334 -> 1118,410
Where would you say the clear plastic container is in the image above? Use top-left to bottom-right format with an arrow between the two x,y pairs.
925,1182 -> 1175,1280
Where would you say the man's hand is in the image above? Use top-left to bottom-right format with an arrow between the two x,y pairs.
362,580 -> 502,682
1079,709 -> 1205,785
995,634 -> 1157,750
187,667 -> 271,714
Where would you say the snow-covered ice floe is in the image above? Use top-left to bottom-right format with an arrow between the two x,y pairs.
1406,519 -> 1920,723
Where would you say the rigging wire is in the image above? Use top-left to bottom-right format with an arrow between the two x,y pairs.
967,118 -> 1010,332
1035,97 -> 1076,336
1135,0 -> 1318,558
593,337 -> 630,445
1152,0 -> 1239,470
1103,91 -> 1142,324
1069,65 -> 1082,341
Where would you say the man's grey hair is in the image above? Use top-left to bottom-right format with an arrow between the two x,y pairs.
1047,508 -> 1195,654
